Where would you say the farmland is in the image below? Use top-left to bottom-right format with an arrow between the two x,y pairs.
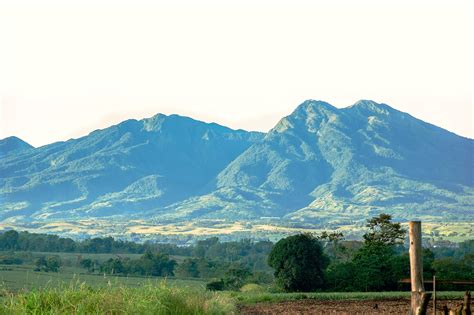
0,252 -> 205,292
0,251 -> 471,314
0,252 -> 471,314
0,218 -> 472,314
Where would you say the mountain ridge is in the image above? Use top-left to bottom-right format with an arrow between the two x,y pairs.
1,100 -> 472,238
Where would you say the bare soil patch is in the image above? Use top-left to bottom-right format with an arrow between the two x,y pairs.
239,298 -> 470,315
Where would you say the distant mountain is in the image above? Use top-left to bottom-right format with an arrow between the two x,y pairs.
0,100 -> 473,232
0,114 -> 263,221
153,100 -> 473,224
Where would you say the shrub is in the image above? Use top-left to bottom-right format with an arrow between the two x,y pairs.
206,279 -> 225,291
240,283 -> 265,293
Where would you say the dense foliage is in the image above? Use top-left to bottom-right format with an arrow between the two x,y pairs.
0,230 -> 144,253
268,233 -> 328,292
99,251 -> 177,276
34,255 -> 62,272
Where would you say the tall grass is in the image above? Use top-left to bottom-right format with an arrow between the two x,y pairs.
0,281 -> 236,314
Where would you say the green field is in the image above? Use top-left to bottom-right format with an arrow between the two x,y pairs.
0,251 -> 206,293
0,265 -> 206,292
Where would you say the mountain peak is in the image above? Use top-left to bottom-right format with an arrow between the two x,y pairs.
290,100 -> 338,119
347,99 -> 394,116
271,100 -> 338,134
0,136 -> 34,156
295,99 -> 335,112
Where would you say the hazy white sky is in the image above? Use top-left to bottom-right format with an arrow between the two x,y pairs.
0,0 -> 472,147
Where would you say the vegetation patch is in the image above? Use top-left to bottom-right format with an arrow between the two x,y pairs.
0,282 -> 236,314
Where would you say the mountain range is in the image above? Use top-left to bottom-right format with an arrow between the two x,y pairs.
1,100 -> 473,238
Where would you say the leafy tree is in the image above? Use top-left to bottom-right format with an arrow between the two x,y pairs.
79,258 -> 95,272
100,258 -> 125,274
0,230 -> 19,250
194,237 -> 219,258
433,253 -> 474,287
34,255 -> 61,272
46,256 -> 61,272
422,248 -> 435,279
134,251 -> 177,276
222,266 -> 252,290
319,231 -> 346,261
35,256 -> 48,272
176,258 -> 200,278
325,261 -> 358,291
363,213 -> 406,246
343,214 -> 407,291
351,243 -> 404,291
268,233 -> 328,292
325,215 -> 410,292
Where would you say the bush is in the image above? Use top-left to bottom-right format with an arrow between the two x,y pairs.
206,279 -> 225,291
34,255 -> 62,272
0,254 -> 23,265
222,266 -> 252,290
240,283 -> 265,293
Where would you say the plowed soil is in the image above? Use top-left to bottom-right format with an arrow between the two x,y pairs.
239,299 -> 470,315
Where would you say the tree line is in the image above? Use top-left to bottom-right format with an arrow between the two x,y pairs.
1,215 -> 472,292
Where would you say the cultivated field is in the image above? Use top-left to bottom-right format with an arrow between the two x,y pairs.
239,298 -> 471,315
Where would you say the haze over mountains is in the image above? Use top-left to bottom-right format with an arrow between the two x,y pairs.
1,100 -> 473,235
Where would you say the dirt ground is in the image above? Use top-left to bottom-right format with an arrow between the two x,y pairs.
239,299 -> 470,315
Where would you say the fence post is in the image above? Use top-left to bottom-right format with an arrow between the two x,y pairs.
433,275 -> 436,315
464,291 -> 471,315
409,221 -> 425,314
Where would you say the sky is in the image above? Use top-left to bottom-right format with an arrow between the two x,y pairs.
0,0 -> 472,147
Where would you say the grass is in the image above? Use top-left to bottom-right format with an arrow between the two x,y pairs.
0,264 -> 206,293
0,282 -> 236,314
231,291 -> 467,304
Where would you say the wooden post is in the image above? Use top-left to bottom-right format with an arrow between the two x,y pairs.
417,293 -> 432,315
410,221 -> 425,315
464,291 -> 471,315
433,275 -> 436,315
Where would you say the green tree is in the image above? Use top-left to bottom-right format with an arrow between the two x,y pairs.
351,243 -> 403,291
34,255 -> 61,272
0,230 -> 19,251
268,233 -> 328,292
319,231 -> 346,261
343,214 -> 408,291
100,258 -> 125,274
363,213 -> 406,246
46,256 -> 61,272
176,258 -> 200,278
135,251 -> 177,276
35,256 -> 48,272
222,266 -> 252,290
79,258 -> 95,272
